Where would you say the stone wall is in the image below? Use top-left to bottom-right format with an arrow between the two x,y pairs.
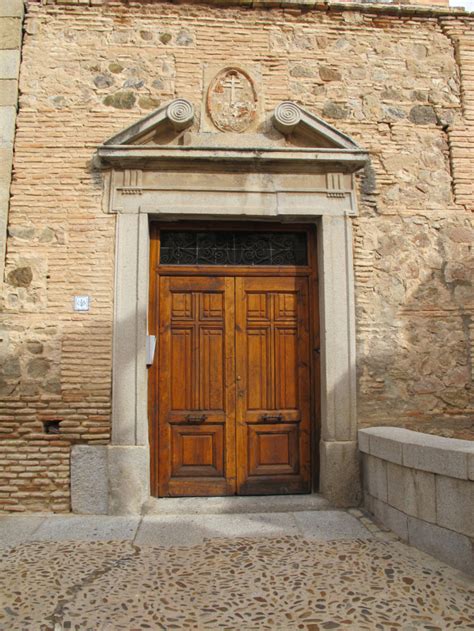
0,0 -> 473,511
0,0 -> 23,299
359,426 -> 474,575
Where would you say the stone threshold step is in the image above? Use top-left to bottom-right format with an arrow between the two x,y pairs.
143,493 -> 331,515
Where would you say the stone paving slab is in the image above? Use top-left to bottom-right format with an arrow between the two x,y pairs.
30,515 -> 140,543
293,510 -> 371,540
135,512 -> 300,546
0,511 -> 369,548
0,514 -> 46,547
144,493 -> 332,514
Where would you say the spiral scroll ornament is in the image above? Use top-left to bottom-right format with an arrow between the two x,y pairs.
274,101 -> 302,133
166,99 -> 195,130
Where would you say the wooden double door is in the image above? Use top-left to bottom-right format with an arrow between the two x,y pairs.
150,228 -> 316,497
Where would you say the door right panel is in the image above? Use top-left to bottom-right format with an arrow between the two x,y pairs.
235,277 -> 311,494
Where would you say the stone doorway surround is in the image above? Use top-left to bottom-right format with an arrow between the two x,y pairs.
71,99 -> 369,515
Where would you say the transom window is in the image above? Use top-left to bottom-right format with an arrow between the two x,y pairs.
159,231 -> 308,266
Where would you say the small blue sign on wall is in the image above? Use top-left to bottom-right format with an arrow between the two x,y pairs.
74,296 -> 90,312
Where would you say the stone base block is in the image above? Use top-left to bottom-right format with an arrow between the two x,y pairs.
71,445 -> 108,515
365,492 -> 474,576
407,515 -> 474,576
319,440 -> 361,507
108,446 -> 150,515
71,445 -> 150,516
365,493 -> 408,540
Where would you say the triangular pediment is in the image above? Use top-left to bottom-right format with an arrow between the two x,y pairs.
103,99 -> 195,146
272,101 -> 360,151
99,99 -> 368,172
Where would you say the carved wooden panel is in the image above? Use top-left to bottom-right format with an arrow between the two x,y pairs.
171,425 -> 224,478
247,425 -> 299,477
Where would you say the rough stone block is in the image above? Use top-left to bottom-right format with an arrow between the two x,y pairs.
107,445 -> 150,515
370,495 -> 409,540
363,454 -> 387,502
0,50 -> 20,79
71,445 -> 108,515
0,0 -> 24,18
0,106 -> 16,146
319,440 -> 361,507
435,476 -> 474,537
407,516 -> 474,576
0,79 -> 17,106
387,462 -> 436,523
0,17 -> 22,49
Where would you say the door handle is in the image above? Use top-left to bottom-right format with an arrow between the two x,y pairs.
185,414 -> 207,424
260,414 -> 284,423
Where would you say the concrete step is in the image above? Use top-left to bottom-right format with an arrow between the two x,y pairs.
143,493 -> 332,515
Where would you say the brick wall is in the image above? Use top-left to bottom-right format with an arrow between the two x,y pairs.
0,0 -> 472,511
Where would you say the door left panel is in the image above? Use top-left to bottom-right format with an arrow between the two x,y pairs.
157,276 -> 236,496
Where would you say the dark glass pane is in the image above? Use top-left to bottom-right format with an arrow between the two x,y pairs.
160,231 -> 308,266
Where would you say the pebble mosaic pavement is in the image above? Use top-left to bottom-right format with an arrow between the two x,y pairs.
0,519 -> 473,631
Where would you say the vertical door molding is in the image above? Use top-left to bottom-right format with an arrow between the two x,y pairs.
318,215 -> 360,506
112,212 -> 150,446
107,211 -> 150,513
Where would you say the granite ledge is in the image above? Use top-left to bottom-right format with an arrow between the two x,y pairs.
359,427 -> 474,480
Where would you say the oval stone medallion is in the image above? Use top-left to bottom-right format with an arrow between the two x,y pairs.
207,68 -> 257,133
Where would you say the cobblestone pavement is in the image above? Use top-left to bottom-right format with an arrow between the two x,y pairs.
0,511 -> 472,630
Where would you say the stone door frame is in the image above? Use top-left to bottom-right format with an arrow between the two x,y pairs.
71,100 -> 368,514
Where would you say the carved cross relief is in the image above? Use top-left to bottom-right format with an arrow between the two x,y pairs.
206,67 -> 258,133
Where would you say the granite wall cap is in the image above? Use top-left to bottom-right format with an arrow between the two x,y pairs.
358,427 -> 473,479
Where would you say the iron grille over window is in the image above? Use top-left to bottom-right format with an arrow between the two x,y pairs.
160,231 -> 308,266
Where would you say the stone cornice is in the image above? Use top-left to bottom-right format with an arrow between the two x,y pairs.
98,146 -> 369,170
30,0 -> 473,20
98,100 -> 369,172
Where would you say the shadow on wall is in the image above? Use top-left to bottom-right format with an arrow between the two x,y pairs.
355,211 -> 473,439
